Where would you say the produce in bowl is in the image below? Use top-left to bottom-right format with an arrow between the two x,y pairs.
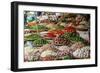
53,35 -> 71,46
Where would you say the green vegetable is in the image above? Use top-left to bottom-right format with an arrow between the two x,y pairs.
30,25 -> 48,31
63,55 -> 72,60
25,25 -> 49,31
24,34 -> 41,41
25,33 -> 50,46
33,38 -> 49,46
61,32 -> 84,42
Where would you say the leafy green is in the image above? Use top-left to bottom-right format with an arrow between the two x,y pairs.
24,34 -> 41,41
61,32 -> 84,42
25,34 -> 50,46
33,38 -> 49,46
25,25 -> 49,31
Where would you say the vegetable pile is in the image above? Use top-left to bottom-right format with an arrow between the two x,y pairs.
33,38 -> 49,47
60,32 -> 84,43
24,11 -> 90,62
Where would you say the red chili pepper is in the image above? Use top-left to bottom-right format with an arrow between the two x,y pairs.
48,30 -> 64,36
55,30 -> 64,35
46,33 -> 56,38
64,26 -> 76,33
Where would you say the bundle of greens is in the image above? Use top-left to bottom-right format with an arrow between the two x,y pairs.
25,34 -> 50,46
24,34 -> 41,41
33,38 -> 49,47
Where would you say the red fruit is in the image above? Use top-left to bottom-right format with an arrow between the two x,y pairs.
51,30 -> 64,35
46,33 -> 56,38
64,26 -> 76,33
55,30 -> 64,35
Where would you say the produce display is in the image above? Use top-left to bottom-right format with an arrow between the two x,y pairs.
24,11 -> 90,62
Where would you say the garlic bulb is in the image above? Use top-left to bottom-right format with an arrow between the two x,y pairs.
72,46 -> 90,59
